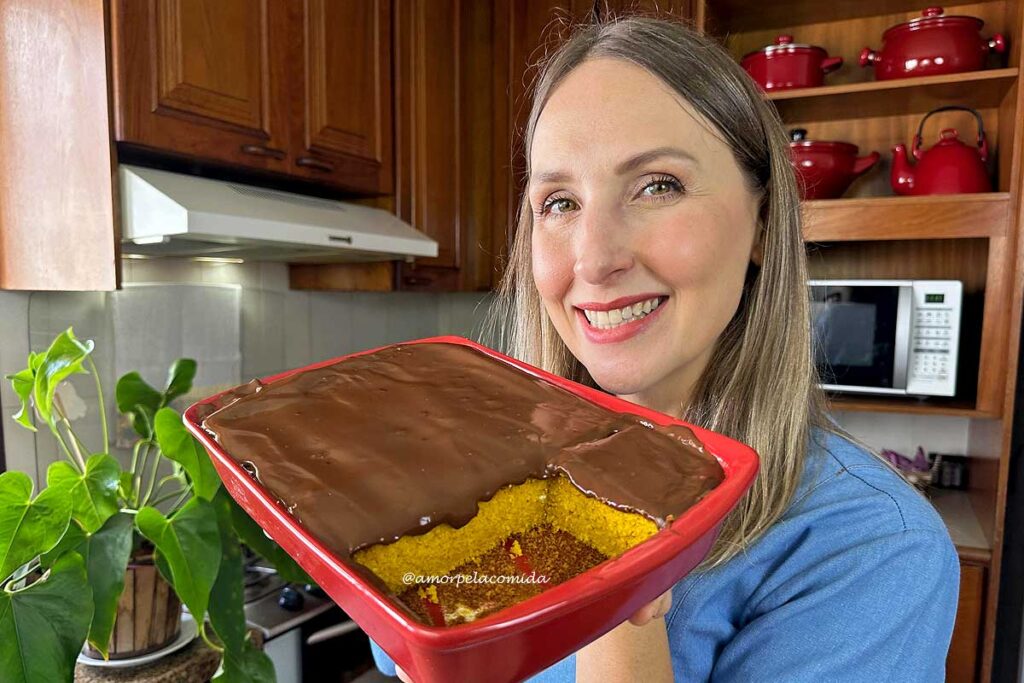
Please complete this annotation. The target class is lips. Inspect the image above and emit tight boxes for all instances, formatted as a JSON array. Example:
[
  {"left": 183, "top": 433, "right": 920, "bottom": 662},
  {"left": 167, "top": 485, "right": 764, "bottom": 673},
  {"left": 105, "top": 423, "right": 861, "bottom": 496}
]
[{"left": 573, "top": 295, "right": 668, "bottom": 344}]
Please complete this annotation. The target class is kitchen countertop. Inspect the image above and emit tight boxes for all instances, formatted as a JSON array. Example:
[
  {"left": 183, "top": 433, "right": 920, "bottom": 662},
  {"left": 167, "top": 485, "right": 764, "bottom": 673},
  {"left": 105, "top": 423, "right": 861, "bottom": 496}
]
[{"left": 74, "top": 640, "right": 220, "bottom": 683}]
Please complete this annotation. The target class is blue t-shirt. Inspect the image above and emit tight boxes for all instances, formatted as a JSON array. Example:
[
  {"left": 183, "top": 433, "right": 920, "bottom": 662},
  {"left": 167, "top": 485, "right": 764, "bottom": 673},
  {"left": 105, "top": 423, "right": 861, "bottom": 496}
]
[{"left": 370, "top": 428, "right": 960, "bottom": 681}]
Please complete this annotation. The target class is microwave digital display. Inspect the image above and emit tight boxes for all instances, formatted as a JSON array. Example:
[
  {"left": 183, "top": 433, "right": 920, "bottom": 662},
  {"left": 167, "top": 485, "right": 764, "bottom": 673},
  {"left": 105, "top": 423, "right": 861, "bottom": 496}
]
[{"left": 925, "top": 293, "right": 945, "bottom": 303}]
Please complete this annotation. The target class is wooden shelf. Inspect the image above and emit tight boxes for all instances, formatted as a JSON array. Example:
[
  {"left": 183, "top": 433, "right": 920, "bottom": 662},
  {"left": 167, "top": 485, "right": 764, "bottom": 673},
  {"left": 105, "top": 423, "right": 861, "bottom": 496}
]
[
  {"left": 710, "top": 0, "right": 1007, "bottom": 32},
  {"left": 929, "top": 489, "right": 992, "bottom": 563},
  {"left": 802, "top": 193, "right": 1011, "bottom": 242},
  {"left": 768, "top": 68, "right": 1018, "bottom": 122},
  {"left": 828, "top": 395, "right": 998, "bottom": 418}
]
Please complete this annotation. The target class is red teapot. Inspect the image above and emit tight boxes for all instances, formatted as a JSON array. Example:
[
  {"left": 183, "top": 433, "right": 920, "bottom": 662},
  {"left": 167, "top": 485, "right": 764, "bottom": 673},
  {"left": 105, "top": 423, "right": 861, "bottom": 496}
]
[{"left": 891, "top": 106, "right": 992, "bottom": 195}]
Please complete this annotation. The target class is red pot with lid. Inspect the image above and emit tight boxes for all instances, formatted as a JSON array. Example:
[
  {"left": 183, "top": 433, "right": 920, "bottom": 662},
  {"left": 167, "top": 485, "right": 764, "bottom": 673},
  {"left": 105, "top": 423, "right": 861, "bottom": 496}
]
[
  {"left": 860, "top": 6, "right": 1006, "bottom": 80},
  {"left": 789, "top": 129, "right": 880, "bottom": 200},
  {"left": 741, "top": 35, "right": 843, "bottom": 91},
  {"left": 891, "top": 105, "right": 992, "bottom": 195}
]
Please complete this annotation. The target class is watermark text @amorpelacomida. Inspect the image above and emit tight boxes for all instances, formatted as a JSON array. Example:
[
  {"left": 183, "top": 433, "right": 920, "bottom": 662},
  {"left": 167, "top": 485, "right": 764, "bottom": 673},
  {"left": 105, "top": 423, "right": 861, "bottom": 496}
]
[{"left": 401, "top": 571, "right": 550, "bottom": 586}]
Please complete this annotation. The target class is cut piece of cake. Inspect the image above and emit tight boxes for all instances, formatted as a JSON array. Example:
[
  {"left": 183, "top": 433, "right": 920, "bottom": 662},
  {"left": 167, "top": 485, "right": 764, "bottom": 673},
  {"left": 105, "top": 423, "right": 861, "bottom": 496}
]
[{"left": 200, "top": 342, "right": 723, "bottom": 626}]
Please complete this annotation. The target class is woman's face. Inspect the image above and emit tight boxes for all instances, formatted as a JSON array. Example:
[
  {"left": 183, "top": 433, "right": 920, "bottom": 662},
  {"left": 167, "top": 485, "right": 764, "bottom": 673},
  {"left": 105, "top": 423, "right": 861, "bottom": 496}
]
[{"left": 529, "top": 58, "right": 761, "bottom": 415}]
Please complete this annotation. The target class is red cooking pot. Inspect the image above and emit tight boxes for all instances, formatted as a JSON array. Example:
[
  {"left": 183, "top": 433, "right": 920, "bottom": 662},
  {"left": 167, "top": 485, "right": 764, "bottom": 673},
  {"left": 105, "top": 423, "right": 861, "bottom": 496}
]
[
  {"left": 891, "top": 105, "right": 992, "bottom": 195},
  {"left": 741, "top": 35, "right": 843, "bottom": 91},
  {"left": 789, "top": 129, "right": 880, "bottom": 200},
  {"left": 860, "top": 6, "right": 1006, "bottom": 80}
]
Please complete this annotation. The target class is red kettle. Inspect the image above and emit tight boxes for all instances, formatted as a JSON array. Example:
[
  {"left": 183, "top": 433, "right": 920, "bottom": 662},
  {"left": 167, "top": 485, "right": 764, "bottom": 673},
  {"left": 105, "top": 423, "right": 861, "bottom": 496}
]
[{"left": 891, "top": 105, "right": 992, "bottom": 195}]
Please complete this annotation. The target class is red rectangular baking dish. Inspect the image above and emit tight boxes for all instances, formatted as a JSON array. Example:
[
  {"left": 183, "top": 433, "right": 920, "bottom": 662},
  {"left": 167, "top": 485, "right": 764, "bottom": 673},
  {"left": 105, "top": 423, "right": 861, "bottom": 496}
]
[{"left": 184, "top": 336, "right": 759, "bottom": 683}]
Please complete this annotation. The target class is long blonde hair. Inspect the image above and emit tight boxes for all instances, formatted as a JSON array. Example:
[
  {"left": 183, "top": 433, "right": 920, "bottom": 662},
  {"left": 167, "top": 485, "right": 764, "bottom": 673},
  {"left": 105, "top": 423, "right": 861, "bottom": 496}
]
[{"left": 483, "top": 17, "right": 835, "bottom": 569}]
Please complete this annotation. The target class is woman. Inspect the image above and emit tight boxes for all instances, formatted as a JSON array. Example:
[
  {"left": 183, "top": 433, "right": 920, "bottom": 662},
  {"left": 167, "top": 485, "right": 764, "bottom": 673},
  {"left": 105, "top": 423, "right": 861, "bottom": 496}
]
[{"left": 373, "top": 17, "right": 959, "bottom": 681}]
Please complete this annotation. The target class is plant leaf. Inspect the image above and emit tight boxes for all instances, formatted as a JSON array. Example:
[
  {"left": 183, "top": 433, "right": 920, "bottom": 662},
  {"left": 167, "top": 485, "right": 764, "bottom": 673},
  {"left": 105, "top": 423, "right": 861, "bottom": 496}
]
[
  {"left": 115, "top": 372, "right": 162, "bottom": 439},
  {"left": 81, "top": 513, "right": 134, "bottom": 658},
  {"left": 114, "top": 371, "right": 162, "bottom": 414},
  {"left": 39, "top": 520, "right": 86, "bottom": 569},
  {"left": 228, "top": 497, "right": 311, "bottom": 585},
  {"left": 154, "top": 407, "right": 220, "bottom": 501},
  {"left": 46, "top": 454, "right": 121, "bottom": 534},
  {"left": 207, "top": 489, "right": 246, "bottom": 653},
  {"left": 214, "top": 638, "right": 276, "bottom": 683},
  {"left": 40, "top": 513, "right": 134, "bottom": 658},
  {"left": 135, "top": 498, "right": 221, "bottom": 620},
  {"left": 5, "top": 367, "right": 36, "bottom": 432},
  {"left": 0, "top": 552, "right": 93, "bottom": 683},
  {"left": 0, "top": 472, "right": 73, "bottom": 584},
  {"left": 164, "top": 359, "right": 197, "bottom": 404},
  {"left": 33, "top": 328, "right": 94, "bottom": 426}
]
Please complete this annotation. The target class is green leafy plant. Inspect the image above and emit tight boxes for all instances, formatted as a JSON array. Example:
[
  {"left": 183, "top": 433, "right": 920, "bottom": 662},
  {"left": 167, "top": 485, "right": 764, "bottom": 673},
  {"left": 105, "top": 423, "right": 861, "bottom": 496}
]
[{"left": 2, "top": 328, "right": 308, "bottom": 683}]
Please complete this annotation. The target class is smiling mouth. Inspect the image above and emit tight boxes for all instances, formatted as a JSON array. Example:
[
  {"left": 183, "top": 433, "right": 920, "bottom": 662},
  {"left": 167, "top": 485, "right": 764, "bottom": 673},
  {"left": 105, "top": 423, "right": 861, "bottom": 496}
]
[{"left": 577, "top": 296, "right": 667, "bottom": 330}]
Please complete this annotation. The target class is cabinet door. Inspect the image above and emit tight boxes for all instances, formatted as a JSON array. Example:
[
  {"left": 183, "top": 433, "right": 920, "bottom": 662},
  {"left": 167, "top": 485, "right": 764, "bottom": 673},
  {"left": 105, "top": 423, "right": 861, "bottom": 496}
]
[
  {"left": 393, "top": 0, "right": 497, "bottom": 291},
  {"left": 290, "top": 0, "right": 393, "bottom": 194},
  {"left": 500, "top": 0, "right": 597, "bottom": 251},
  {"left": 1, "top": 0, "right": 115, "bottom": 290},
  {"left": 947, "top": 562, "right": 985, "bottom": 683},
  {"left": 111, "top": 0, "right": 290, "bottom": 171},
  {"left": 596, "top": 0, "right": 694, "bottom": 20}
]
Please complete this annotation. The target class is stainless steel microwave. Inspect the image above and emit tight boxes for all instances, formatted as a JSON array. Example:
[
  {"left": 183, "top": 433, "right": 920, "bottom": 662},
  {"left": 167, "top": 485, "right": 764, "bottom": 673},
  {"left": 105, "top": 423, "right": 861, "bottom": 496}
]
[{"left": 809, "top": 279, "right": 962, "bottom": 397}]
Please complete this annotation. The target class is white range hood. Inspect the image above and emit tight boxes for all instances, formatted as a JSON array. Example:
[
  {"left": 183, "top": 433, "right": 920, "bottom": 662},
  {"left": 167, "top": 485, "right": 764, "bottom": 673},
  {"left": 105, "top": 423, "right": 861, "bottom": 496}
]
[{"left": 119, "top": 165, "right": 438, "bottom": 262}]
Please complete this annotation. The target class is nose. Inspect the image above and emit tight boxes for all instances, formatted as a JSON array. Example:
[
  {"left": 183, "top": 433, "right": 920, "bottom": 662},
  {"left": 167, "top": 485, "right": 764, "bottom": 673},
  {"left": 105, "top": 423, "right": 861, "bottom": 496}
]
[{"left": 572, "top": 207, "right": 634, "bottom": 285}]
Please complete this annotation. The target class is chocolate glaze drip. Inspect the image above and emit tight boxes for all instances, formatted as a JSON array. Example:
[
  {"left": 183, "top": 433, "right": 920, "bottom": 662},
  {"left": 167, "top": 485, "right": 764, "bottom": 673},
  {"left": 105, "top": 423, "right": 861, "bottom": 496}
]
[{"left": 201, "top": 343, "right": 723, "bottom": 557}]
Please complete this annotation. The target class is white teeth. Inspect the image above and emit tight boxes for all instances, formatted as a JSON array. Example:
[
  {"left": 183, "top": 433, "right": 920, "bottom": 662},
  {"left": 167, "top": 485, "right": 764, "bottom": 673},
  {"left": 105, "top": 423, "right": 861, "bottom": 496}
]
[{"left": 580, "top": 297, "right": 664, "bottom": 329}]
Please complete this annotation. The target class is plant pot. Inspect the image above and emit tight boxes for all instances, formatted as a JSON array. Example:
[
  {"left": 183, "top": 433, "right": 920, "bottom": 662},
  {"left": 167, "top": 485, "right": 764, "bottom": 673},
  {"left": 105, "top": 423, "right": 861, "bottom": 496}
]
[{"left": 84, "top": 554, "right": 183, "bottom": 660}]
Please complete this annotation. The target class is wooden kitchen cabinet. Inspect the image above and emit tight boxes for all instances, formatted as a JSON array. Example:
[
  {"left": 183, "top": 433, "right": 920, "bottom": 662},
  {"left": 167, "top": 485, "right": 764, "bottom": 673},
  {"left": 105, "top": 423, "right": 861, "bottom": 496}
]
[
  {"left": 111, "top": 0, "right": 392, "bottom": 194},
  {"left": 111, "top": 0, "right": 291, "bottom": 172},
  {"left": 287, "top": 0, "right": 393, "bottom": 193},
  {"left": 696, "top": 1, "right": 1024, "bottom": 679},
  {"left": 390, "top": 0, "right": 597, "bottom": 292},
  {"left": 392, "top": 0, "right": 503, "bottom": 291},
  {"left": 0, "top": 0, "right": 117, "bottom": 291},
  {"left": 948, "top": 562, "right": 986, "bottom": 682},
  {"left": 597, "top": 0, "right": 695, "bottom": 19}
]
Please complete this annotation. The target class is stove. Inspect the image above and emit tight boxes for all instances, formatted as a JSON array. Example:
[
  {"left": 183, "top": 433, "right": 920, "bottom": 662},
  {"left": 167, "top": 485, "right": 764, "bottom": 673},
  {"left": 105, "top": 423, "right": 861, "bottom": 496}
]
[{"left": 241, "top": 553, "right": 377, "bottom": 682}]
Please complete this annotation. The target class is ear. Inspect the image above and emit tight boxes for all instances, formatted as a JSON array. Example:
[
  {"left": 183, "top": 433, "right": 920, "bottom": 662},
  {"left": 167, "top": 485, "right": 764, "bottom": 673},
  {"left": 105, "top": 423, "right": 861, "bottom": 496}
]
[{"left": 749, "top": 225, "right": 764, "bottom": 266}]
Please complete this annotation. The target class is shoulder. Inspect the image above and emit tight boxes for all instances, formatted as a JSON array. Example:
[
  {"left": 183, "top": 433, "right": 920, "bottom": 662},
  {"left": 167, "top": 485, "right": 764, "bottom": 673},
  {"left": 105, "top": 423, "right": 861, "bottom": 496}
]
[
  {"left": 790, "top": 427, "right": 949, "bottom": 538},
  {"left": 723, "top": 426, "right": 959, "bottom": 625}
]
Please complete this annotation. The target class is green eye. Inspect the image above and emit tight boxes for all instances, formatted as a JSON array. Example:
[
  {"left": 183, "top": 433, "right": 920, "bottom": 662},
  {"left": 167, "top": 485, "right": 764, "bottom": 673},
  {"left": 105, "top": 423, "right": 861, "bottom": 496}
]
[
  {"left": 638, "top": 176, "right": 683, "bottom": 200},
  {"left": 543, "top": 197, "right": 578, "bottom": 215}
]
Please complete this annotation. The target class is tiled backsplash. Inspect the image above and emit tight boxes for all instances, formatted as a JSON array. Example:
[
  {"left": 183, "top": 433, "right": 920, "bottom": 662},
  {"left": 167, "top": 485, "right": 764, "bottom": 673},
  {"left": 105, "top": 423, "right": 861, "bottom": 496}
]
[
  {"left": 0, "top": 259, "right": 490, "bottom": 480},
  {"left": 0, "top": 258, "right": 972, "bottom": 481}
]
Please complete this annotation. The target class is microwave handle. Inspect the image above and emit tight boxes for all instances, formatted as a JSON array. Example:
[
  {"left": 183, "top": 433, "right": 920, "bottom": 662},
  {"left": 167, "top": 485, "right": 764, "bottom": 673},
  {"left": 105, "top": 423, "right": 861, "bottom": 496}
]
[{"left": 893, "top": 286, "right": 913, "bottom": 390}]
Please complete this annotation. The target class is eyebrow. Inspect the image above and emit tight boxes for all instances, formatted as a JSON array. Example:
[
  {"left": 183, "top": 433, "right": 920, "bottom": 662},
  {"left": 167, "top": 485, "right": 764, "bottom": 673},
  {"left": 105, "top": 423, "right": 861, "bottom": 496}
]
[{"left": 530, "top": 146, "right": 698, "bottom": 185}]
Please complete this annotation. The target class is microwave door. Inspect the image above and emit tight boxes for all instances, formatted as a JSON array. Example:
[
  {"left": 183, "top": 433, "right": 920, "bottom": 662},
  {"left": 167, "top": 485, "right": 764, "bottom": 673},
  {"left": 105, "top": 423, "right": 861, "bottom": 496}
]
[{"left": 812, "top": 284, "right": 908, "bottom": 394}]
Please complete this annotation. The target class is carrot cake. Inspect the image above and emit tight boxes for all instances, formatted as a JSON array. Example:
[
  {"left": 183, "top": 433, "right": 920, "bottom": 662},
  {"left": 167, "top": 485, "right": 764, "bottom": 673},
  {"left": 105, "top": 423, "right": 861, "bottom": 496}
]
[{"left": 200, "top": 342, "right": 723, "bottom": 625}]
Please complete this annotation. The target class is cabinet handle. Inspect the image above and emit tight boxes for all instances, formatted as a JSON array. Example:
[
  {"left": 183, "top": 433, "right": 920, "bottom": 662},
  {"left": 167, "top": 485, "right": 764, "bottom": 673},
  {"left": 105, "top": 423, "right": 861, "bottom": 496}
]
[
  {"left": 239, "top": 144, "right": 286, "bottom": 160},
  {"left": 296, "top": 156, "right": 335, "bottom": 173},
  {"left": 403, "top": 276, "right": 432, "bottom": 286}
]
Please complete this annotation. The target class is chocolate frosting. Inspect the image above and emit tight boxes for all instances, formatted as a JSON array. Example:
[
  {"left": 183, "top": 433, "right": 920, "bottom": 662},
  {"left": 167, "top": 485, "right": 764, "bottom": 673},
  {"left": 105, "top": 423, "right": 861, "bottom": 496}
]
[{"left": 201, "top": 343, "right": 723, "bottom": 557}]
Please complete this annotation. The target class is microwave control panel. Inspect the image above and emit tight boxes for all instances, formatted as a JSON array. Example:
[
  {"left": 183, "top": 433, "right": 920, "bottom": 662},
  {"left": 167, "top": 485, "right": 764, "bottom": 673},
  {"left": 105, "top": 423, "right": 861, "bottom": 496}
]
[{"left": 905, "top": 282, "right": 962, "bottom": 397}]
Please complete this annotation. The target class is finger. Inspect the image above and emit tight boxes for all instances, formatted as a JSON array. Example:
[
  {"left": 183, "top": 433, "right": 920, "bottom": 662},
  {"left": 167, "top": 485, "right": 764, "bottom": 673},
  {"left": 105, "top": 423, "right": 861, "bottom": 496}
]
[
  {"left": 396, "top": 665, "right": 412, "bottom": 683},
  {"left": 628, "top": 591, "right": 672, "bottom": 626}
]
